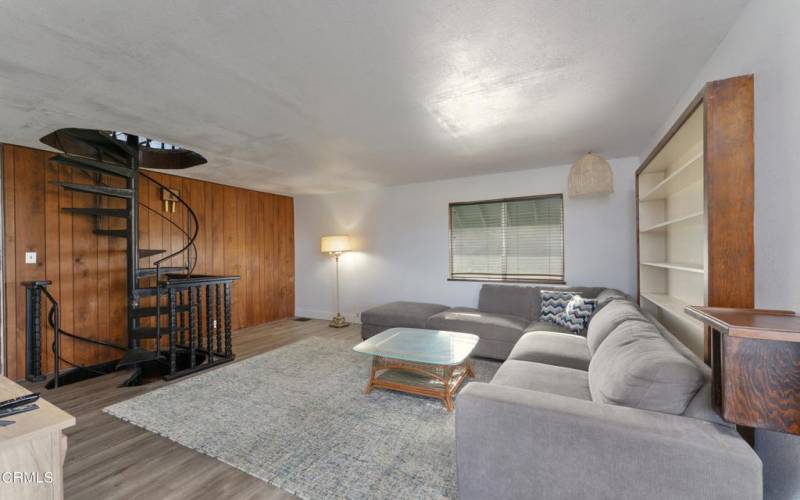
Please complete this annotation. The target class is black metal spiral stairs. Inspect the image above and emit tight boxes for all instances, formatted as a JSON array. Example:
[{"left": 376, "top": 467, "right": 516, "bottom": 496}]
[{"left": 24, "top": 129, "right": 239, "bottom": 387}]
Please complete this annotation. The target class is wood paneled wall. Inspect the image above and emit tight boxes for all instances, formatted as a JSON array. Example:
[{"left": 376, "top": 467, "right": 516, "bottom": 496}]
[{"left": 2, "top": 144, "right": 294, "bottom": 380}]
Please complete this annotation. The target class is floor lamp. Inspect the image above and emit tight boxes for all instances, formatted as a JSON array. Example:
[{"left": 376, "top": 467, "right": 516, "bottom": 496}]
[{"left": 321, "top": 235, "right": 351, "bottom": 328}]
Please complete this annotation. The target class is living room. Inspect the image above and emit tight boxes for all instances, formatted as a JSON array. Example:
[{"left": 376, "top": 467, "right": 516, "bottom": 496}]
[{"left": 0, "top": 1, "right": 798, "bottom": 499}]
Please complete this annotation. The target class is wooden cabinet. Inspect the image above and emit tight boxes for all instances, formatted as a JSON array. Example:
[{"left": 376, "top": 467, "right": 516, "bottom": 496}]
[
  {"left": 0, "top": 377, "right": 74, "bottom": 499},
  {"left": 636, "top": 74, "right": 754, "bottom": 360},
  {"left": 686, "top": 306, "right": 800, "bottom": 435}
]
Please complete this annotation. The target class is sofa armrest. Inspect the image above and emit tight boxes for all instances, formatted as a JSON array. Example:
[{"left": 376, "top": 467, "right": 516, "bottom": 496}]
[{"left": 456, "top": 382, "right": 762, "bottom": 500}]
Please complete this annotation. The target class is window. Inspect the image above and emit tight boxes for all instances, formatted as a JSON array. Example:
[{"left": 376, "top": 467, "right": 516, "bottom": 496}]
[{"left": 448, "top": 194, "right": 564, "bottom": 283}]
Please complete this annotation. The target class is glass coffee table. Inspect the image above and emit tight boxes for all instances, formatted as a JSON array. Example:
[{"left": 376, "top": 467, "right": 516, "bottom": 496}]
[{"left": 353, "top": 327, "right": 479, "bottom": 411}]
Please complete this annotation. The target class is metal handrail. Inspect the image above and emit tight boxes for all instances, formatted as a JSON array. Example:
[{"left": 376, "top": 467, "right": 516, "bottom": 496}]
[{"left": 138, "top": 171, "right": 201, "bottom": 353}]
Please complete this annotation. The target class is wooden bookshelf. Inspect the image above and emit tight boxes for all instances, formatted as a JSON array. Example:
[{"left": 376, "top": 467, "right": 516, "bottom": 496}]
[{"left": 636, "top": 74, "right": 754, "bottom": 360}]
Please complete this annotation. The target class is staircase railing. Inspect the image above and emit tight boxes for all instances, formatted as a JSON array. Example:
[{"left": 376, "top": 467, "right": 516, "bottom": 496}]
[
  {"left": 23, "top": 281, "right": 126, "bottom": 388},
  {"left": 163, "top": 274, "right": 240, "bottom": 379}
]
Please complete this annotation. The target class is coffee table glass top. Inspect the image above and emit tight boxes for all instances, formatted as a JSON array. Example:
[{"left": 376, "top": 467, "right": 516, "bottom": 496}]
[{"left": 353, "top": 328, "right": 479, "bottom": 366}]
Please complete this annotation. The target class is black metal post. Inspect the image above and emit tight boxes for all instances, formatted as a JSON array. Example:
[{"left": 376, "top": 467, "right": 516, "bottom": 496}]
[
  {"left": 24, "top": 283, "right": 46, "bottom": 382},
  {"left": 195, "top": 286, "right": 203, "bottom": 352},
  {"left": 126, "top": 134, "right": 140, "bottom": 349},
  {"left": 168, "top": 288, "right": 177, "bottom": 375},
  {"left": 205, "top": 285, "right": 214, "bottom": 363},
  {"left": 224, "top": 283, "right": 232, "bottom": 358},
  {"left": 215, "top": 284, "right": 222, "bottom": 354},
  {"left": 178, "top": 290, "right": 186, "bottom": 345},
  {"left": 189, "top": 286, "right": 197, "bottom": 368}
]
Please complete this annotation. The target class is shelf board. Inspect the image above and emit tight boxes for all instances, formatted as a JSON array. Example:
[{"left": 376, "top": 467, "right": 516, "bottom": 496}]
[
  {"left": 641, "top": 261, "right": 704, "bottom": 274},
  {"left": 640, "top": 150, "right": 703, "bottom": 201},
  {"left": 640, "top": 293, "right": 704, "bottom": 328},
  {"left": 640, "top": 211, "right": 704, "bottom": 233}
]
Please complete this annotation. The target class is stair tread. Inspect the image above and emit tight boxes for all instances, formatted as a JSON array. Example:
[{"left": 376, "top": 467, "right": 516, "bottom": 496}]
[
  {"left": 136, "top": 266, "right": 187, "bottom": 277},
  {"left": 116, "top": 348, "right": 164, "bottom": 368},
  {"left": 131, "top": 304, "right": 191, "bottom": 317},
  {"left": 51, "top": 182, "right": 133, "bottom": 199},
  {"left": 51, "top": 154, "right": 134, "bottom": 178},
  {"left": 138, "top": 248, "right": 167, "bottom": 258},
  {"left": 63, "top": 207, "right": 129, "bottom": 218},
  {"left": 130, "top": 326, "right": 188, "bottom": 339},
  {"left": 94, "top": 229, "right": 128, "bottom": 237}
]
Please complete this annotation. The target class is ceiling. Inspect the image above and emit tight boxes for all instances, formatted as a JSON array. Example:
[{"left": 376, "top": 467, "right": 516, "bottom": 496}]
[{"left": 0, "top": 1, "right": 748, "bottom": 194}]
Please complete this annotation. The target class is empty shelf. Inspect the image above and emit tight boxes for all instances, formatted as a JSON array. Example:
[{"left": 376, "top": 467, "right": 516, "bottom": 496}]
[
  {"left": 640, "top": 151, "right": 703, "bottom": 201},
  {"left": 640, "top": 293, "right": 704, "bottom": 328},
  {"left": 641, "top": 261, "right": 704, "bottom": 274},
  {"left": 640, "top": 211, "right": 704, "bottom": 232}
]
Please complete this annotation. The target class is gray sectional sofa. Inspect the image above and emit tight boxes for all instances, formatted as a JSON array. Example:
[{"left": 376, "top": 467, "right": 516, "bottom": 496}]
[{"left": 361, "top": 285, "right": 763, "bottom": 500}]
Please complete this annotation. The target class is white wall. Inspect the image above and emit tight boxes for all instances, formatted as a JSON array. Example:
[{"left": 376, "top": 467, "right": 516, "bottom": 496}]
[
  {"left": 295, "top": 157, "right": 638, "bottom": 322},
  {"left": 643, "top": 1, "right": 800, "bottom": 497}
]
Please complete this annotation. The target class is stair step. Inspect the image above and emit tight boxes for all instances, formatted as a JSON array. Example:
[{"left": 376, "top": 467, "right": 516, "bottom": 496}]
[
  {"left": 116, "top": 348, "right": 164, "bottom": 369},
  {"left": 139, "top": 248, "right": 167, "bottom": 258},
  {"left": 94, "top": 229, "right": 128, "bottom": 238},
  {"left": 51, "top": 154, "right": 134, "bottom": 178},
  {"left": 133, "top": 287, "right": 166, "bottom": 297},
  {"left": 136, "top": 267, "right": 187, "bottom": 278},
  {"left": 130, "top": 326, "right": 187, "bottom": 339},
  {"left": 51, "top": 182, "right": 133, "bottom": 199},
  {"left": 131, "top": 304, "right": 191, "bottom": 318},
  {"left": 63, "top": 207, "right": 129, "bottom": 218}
]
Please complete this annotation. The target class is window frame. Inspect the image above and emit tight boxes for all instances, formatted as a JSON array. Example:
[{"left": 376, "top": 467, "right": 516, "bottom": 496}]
[{"left": 447, "top": 193, "right": 566, "bottom": 284}]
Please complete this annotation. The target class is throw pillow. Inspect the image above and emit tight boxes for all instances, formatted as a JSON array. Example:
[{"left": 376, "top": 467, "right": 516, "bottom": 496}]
[
  {"left": 555, "top": 295, "right": 597, "bottom": 334},
  {"left": 539, "top": 290, "right": 575, "bottom": 323}
]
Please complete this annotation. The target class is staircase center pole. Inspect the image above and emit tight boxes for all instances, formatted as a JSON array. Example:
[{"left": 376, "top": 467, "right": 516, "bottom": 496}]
[{"left": 126, "top": 135, "right": 140, "bottom": 348}]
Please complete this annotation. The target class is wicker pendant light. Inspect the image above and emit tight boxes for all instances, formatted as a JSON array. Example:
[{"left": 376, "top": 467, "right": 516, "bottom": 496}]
[{"left": 568, "top": 153, "right": 614, "bottom": 197}]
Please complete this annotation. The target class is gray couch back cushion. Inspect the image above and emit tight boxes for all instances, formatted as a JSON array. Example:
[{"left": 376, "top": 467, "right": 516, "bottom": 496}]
[
  {"left": 594, "top": 288, "right": 629, "bottom": 308},
  {"left": 479, "top": 285, "right": 540, "bottom": 320},
  {"left": 586, "top": 300, "right": 648, "bottom": 354},
  {"left": 588, "top": 320, "right": 704, "bottom": 415}
]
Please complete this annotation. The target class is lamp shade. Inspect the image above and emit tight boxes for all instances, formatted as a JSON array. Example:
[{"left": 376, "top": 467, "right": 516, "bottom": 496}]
[
  {"left": 568, "top": 153, "right": 614, "bottom": 197},
  {"left": 320, "top": 235, "right": 351, "bottom": 254}
]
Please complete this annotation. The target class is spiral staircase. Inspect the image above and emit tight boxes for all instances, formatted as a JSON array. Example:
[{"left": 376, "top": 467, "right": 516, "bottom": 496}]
[{"left": 23, "top": 128, "right": 239, "bottom": 387}]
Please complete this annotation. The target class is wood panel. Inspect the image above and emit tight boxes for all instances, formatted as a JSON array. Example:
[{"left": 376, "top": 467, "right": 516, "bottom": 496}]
[{"left": 2, "top": 144, "right": 295, "bottom": 381}]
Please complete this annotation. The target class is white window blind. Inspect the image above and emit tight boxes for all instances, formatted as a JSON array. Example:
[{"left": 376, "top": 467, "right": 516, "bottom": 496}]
[{"left": 449, "top": 195, "right": 564, "bottom": 282}]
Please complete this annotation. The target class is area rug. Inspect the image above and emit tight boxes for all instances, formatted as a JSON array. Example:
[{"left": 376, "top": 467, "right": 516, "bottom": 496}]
[{"left": 104, "top": 336, "right": 500, "bottom": 500}]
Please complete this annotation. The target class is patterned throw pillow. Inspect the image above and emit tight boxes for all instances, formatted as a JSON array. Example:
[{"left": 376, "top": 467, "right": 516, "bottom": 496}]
[
  {"left": 555, "top": 295, "right": 598, "bottom": 334},
  {"left": 539, "top": 290, "right": 576, "bottom": 323}
]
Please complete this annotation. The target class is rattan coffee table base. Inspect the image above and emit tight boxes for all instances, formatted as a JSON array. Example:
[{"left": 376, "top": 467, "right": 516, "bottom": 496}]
[{"left": 363, "top": 356, "right": 474, "bottom": 411}]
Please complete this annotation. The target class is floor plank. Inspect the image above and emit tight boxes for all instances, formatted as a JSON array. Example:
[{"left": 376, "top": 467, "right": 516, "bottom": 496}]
[{"left": 22, "top": 318, "right": 360, "bottom": 500}]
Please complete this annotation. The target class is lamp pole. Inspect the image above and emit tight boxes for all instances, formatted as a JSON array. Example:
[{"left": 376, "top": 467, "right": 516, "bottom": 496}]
[{"left": 330, "top": 251, "right": 349, "bottom": 328}]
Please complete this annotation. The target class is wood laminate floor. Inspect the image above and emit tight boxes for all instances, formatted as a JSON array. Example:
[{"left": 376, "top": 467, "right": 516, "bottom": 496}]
[{"left": 23, "top": 318, "right": 361, "bottom": 500}]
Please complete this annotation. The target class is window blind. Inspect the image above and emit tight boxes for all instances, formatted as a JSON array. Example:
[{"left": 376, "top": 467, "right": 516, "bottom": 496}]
[{"left": 449, "top": 195, "right": 564, "bottom": 282}]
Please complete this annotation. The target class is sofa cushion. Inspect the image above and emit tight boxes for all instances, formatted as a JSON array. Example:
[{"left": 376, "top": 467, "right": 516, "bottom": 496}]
[
  {"left": 586, "top": 299, "right": 648, "bottom": 354},
  {"left": 426, "top": 307, "right": 528, "bottom": 344},
  {"left": 508, "top": 331, "right": 592, "bottom": 370},
  {"left": 360, "top": 301, "right": 449, "bottom": 328},
  {"left": 595, "top": 288, "right": 629, "bottom": 308},
  {"left": 523, "top": 320, "right": 572, "bottom": 335},
  {"left": 491, "top": 360, "right": 591, "bottom": 401},
  {"left": 588, "top": 320, "right": 704, "bottom": 415},
  {"left": 478, "top": 285, "right": 540, "bottom": 320}
]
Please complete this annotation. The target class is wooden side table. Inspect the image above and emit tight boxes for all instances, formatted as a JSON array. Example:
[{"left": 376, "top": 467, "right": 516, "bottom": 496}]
[
  {"left": 0, "top": 376, "right": 75, "bottom": 499},
  {"left": 685, "top": 306, "right": 800, "bottom": 435}
]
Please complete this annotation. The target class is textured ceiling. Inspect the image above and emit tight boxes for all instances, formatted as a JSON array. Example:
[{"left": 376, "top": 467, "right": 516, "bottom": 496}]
[{"left": 0, "top": 1, "right": 747, "bottom": 194}]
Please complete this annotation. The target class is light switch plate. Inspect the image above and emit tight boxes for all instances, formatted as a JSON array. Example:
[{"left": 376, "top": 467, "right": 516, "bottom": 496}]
[{"left": 25, "top": 251, "right": 37, "bottom": 264}]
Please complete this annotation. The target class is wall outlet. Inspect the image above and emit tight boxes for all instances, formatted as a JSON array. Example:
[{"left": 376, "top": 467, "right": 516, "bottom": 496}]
[
  {"left": 213, "top": 319, "right": 218, "bottom": 329},
  {"left": 25, "top": 251, "right": 37, "bottom": 264}
]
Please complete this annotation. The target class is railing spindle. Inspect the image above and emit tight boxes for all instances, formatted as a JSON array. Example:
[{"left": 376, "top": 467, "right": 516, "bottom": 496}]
[
  {"left": 205, "top": 285, "right": 214, "bottom": 362},
  {"left": 215, "top": 284, "right": 223, "bottom": 354},
  {"left": 189, "top": 286, "right": 197, "bottom": 368},
  {"left": 224, "top": 282, "right": 232, "bottom": 358},
  {"left": 168, "top": 288, "right": 177, "bottom": 375}
]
